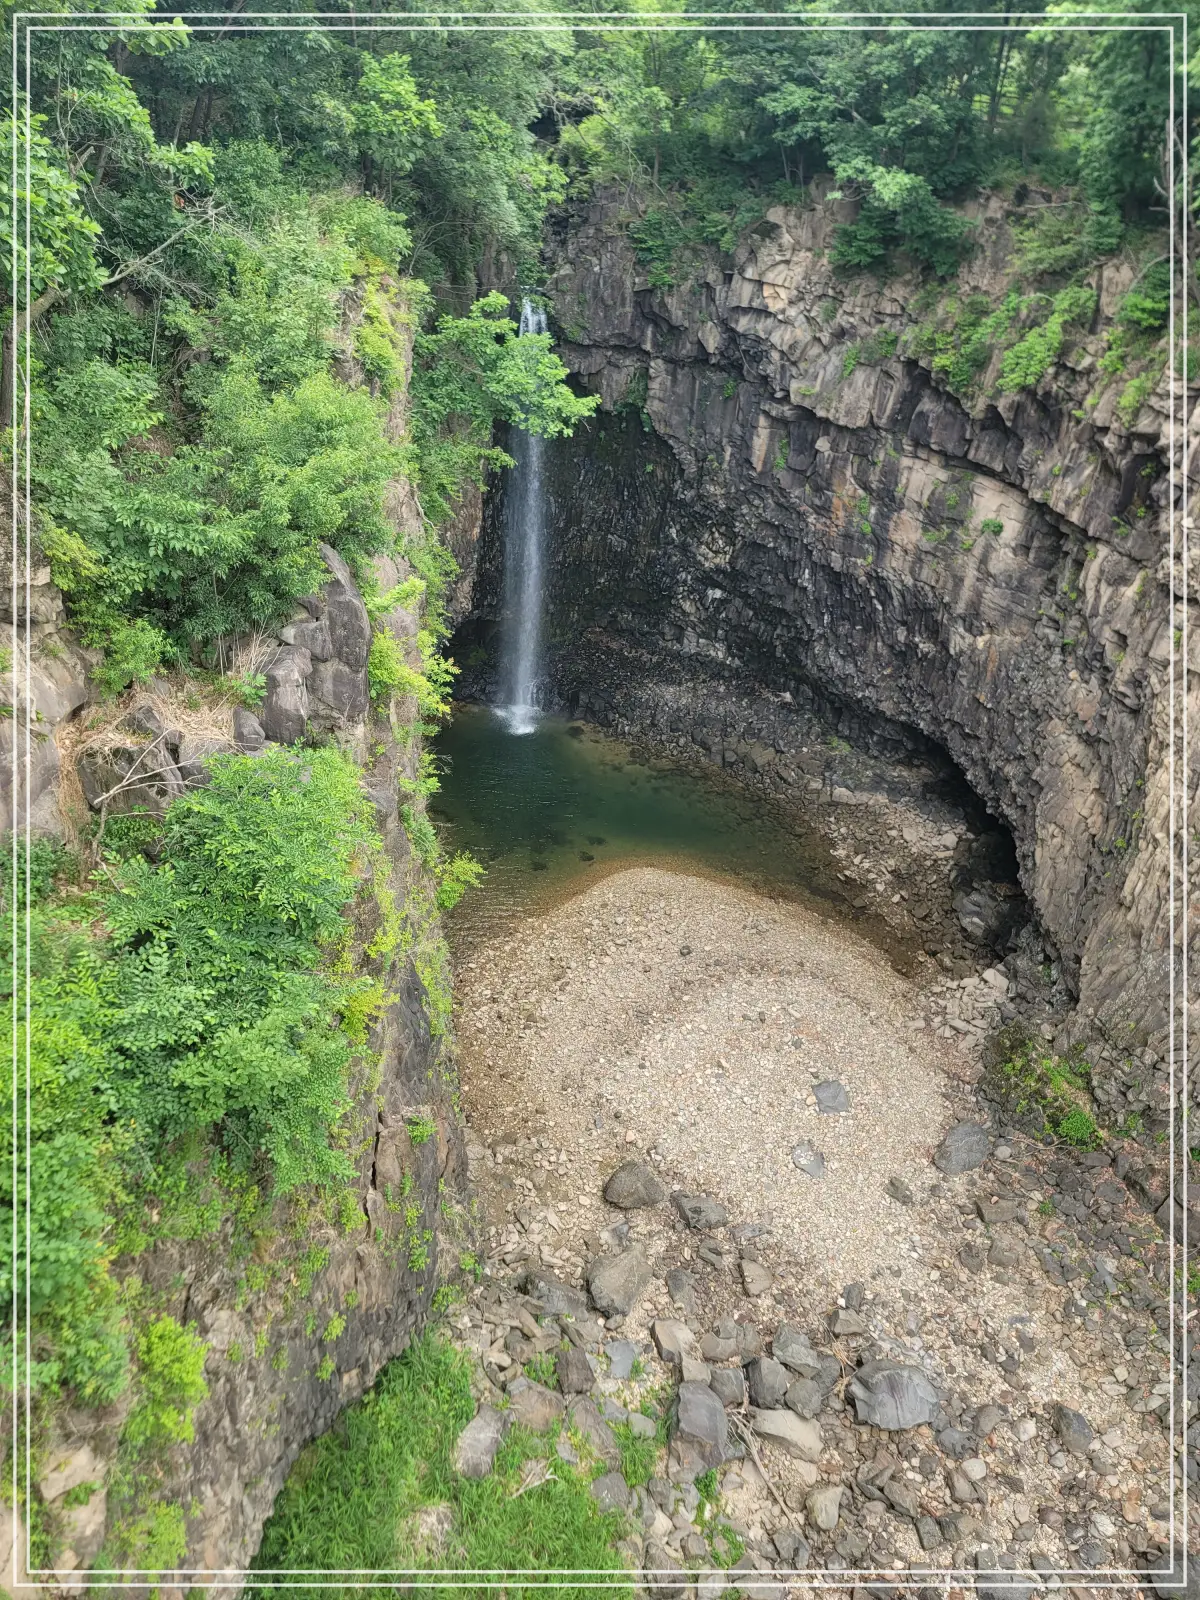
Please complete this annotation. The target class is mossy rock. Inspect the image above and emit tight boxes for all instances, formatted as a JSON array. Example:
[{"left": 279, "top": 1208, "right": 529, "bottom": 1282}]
[{"left": 981, "top": 1027, "right": 1101, "bottom": 1149}]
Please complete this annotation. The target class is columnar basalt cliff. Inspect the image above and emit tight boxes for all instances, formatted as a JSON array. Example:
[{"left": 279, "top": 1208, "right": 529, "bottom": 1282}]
[{"left": 476, "top": 189, "right": 1197, "bottom": 1104}]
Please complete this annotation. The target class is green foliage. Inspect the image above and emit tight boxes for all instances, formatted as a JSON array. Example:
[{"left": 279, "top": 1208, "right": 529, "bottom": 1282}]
[
  {"left": 250, "top": 1334, "right": 632, "bottom": 1599},
  {"left": 102, "top": 747, "right": 383, "bottom": 1192},
  {"left": 405, "top": 1115, "right": 436, "bottom": 1146},
  {"left": 409, "top": 292, "right": 599, "bottom": 526},
  {"left": 1119, "top": 262, "right": 1173, "bottom": 334},
  {"left": 524, "top": 1352, "right": 558, "bottom": 1388},
  {"left": 998, "top": 287, "right": 1098, "bottom": 393},
  {"left": 988, "top": 1036, "right": 1102, "bottom": 1149},
  {"left": 123, "top": 1315, "right": 209, "bottom": 1451},
  {"left": 980, "top": 518, "right": 1005, "bottom": 537}
]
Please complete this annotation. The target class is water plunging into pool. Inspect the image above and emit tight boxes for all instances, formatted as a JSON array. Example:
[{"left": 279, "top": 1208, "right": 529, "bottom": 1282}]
[{"left": 497, "top": 298, "right": 547, "bottom": 735}]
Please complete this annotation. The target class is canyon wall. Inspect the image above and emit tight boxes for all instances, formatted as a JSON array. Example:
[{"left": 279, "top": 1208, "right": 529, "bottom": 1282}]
[
  {"left": 12, "top": 285, "right": 468, "bottom": 1589},
  {"left": 478, "top": 188, "right": 1197, "bottom": 1108}
]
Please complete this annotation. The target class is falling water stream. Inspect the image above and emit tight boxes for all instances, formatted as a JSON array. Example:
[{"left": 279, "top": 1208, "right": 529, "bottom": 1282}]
[{"left": 497, "top": 299, "right": 548, "bottom": 735}]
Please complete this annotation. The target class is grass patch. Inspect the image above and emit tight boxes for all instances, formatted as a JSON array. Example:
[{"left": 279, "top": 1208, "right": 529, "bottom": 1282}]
[{"left": 249, "top": 1334, "right": 633, "bottom": 1599}]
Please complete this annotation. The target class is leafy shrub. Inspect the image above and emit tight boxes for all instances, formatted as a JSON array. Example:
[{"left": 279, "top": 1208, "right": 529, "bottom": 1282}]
[
  {"left": 980, "top": 518, "right": 1004, "bottom": 537},
  {"left": 1119, "top": 260, "right": 1171, "bottom": 333},
  {"left": 998, "top": 286, "right": 1098, "bottom": 393},
  {"left": 102, "top": 747, "right": 384, "bottom": 1192},
  {"left": 93, "top": 619, "right": 169, "bottom": 697},
  {"left": 123, "top": 1315, "right": 209, "bottom": 1450}
]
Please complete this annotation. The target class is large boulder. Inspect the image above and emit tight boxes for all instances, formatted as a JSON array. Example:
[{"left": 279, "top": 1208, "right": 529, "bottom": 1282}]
[
  {"left": 261, "top": 646, "right": 312, "bottom": 745},
  {"left": 587, "top": 1244, "right": 652, "bottom": 1317},
  {"left": 671, "top": 1381, "right": 728, "bottom": 1473},
  {"left": 604, "top": 1159, "right": 666, "bottom": 1209},
  {"left": 848, "top": 1360, "right": 940, "bottom": 1429}
]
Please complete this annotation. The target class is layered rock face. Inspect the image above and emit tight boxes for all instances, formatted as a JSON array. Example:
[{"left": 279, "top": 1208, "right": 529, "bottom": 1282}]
[{"left": 490, "top": 190, "right": 1195, "bottom": 1093}]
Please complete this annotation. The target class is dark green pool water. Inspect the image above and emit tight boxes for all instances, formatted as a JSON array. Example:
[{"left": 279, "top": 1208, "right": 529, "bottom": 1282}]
[{"left": 430, "top": 703, "right": 901, "bottom": 953}]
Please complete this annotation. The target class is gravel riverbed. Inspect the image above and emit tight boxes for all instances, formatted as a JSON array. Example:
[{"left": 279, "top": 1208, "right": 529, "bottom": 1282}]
[{"left": 449, "top": 865, "right": 1184, "bottom": 1595}]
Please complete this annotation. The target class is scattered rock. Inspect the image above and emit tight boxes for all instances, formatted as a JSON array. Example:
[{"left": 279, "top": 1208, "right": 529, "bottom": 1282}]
[
  {"left": 644, "top": 1543, "right": 690, "bottom": 1599},
  {"left": 746, "top": 1356, "right": 790, "bottom": 1408},
  {"left": 790, "top": 1140, "right": 826, "bottom": 1178},
  {"left": 1053, "top": 1402, "right": 1094, "bottom": 1455},
  {"left": 672, "top": 1191, "right": 729, "bottom": 1230},
  {"left": 814, "top": 1080, "right": 850, "bottom": 1114},
  {"left": 605, "top": 1339, "right": 637, "bottom": 1380},
  {"left": 588, "top": 1245, "right": 652, "bottom": 1317},
  {"left": 933, "top": 1122, "right": 990, "bottom": 1175},
  {"left": 740, "top": 1259, "right": 774, "bottom": 1297},
  {"left": 886, "top": 1175, "right": 915, "bottom": 1205},
  {"left": 772, "top": 1325, "right": 818, "bottom": 1375},
  {"left": 784, "top": 1377, "right": 822, "bottom": 1419},
  {"left": 556, "top": 1346, "right": 595, "bottom": 1394},
  {"left": 747, "top": 1408, "right": 821, "bottom": 1461},
  {"left": 520, "top": 1270, "right": 591, "bottom": 1320},
  {"left": 807, "top": 1483, "right": 844, "bottom": 1530},
  {"left": 590, "top": 1471, "right": 631, "bottom": 1513},
  {"left": 828, "top": 1307, "right": 867, "bottom": 1337},
  {"left": 709, "top": 1368, "right": 746, "bottom": 1407},
  {"left": 680, "top": 1355, "right": 711, "bottom": 1385},
  {"left": 604, "top": 1159, "right": 666, "bottom": 1209},
  {"left": 664, "top": 1267, "right": 698, "bottom": 1316},
  {"left": 652, "top": 1319, "right": 695, "bottom": 1366},
  {"left": 672, "top": 1381, "right": 729, "bottom": 1472},
  {"left": 848, "top": 1361, "right": 940, "bottom": 1429},
  {"left": 568, "top": 1398, "right": 621, "bottom": 1465},
  {"left": 506, "top": 1380, "right": 565, "bottom": 1432},
  {"left": 233, "top": 707, "right": 266, "bottom": 752},
  {"left": 453, "top": 1406, "right": 509, "bottom": 1479}
]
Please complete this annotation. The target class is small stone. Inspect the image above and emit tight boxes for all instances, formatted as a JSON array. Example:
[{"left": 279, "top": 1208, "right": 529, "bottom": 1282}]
[
  {"left": 741, "top": 1259, "right": 774, "bottom": 1297},
  {"left": 672, "top": 1381, "right": 729, "bottom": 1472},
  {"left": 664, "top": 1267, "right": 698, "bottom": 1316},
  {"left": 974, "top": 1404, "right": 1004, "bottom": 1437},
  {"left": 933, "top": 1122, "right": 990, "bottom": 1175},
  {"left": 520, "top": 1269, "right": 591, "bottom": 1320},
  {"left": 709, "top": 1368, "right": 745, "bottom": 1407},
  {"left": 976, "top": 1196, "right": 1021, "bottom": 1224},
  {"left": 681, "top": 1356, "right": 712, "bottom": 1385},
  {"left": 506, "top": 1379, "right": 565, "bottom": 1432},
  {"left": 454, "top": 1407, "right": 509, "bottom": 1478},
  {"left": 590, "top": 1471, "right": 631, "bottom": 1513},
  {"left": 569, "top": 1397, "right": 621, "bottom": 1465},
  {"left": 772, "top": 1529, "right": 810, "bottom": 1568},
  {"left": 814, "top": 1080, "right": 850, "bottom": 1114},
  {"left": 652, "top": 1319, "right": 695, "bottom": 1365},
  {"left": 784, "top": 1377, "right": 822, "bottom": 1419},
  {"left": 644, "top": 1543, "right": 690, "bottom": 1600},
  {"left": 773, "top": 1325, "right": 818, "bottom": 1375},
  {"left": 626, "top": 1411, "right": 657, "bottom": 1439},
  {"left": 791, "top": 1140, "right": 826, "bottom": 1178},
  {"left": 672, "top": 1191, "right": 729, "bottom": 1230},
  {"left": 886, "top": 1175, "right": 915, "bottom": 1206},
  {"left": 557, "top": 1345, "right": 595, "bottom": 1394},
  {"left": 605, "top": 1339, "right": 637, "bottom": 1380},
  {"left": 746, "top": 1356, "right": 790, "bottom": 1408},
  {"left": 588, "top": 1245, "right": 652, "bottom": 1317},
  {"left": 916, "top": 1515, "right": 942, "bottom": 1551},
  {"left": 961, "top": 1457, "right": 987, "bottom": 1482},
  {"left": 605, "top": 1160, "right": 666, "bottom": 1209},
  {"left": 828, "top": 1307, "right": 867, "bottom": 1337},
  {"left": 700, "top": 1328, "right": 739, "bottom": 1362},
  {"left": 807, "top": 1484, "right": 844, "bottom": 1531},
  {"left": 1053, "top": 1403, "right": 1094, "bottom": 1455},
  {"left": 748, "top": 1407, "right": 821, "bottom": 1461}
]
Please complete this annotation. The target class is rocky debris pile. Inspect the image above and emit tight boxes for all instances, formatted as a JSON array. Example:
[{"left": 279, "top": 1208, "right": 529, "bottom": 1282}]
[
  {"left": 924, "top": 970, "right": 1011, "bottom": 1050},
  {"left": 441, "top": 1149, "right": 1180, "bottom": 1597}
]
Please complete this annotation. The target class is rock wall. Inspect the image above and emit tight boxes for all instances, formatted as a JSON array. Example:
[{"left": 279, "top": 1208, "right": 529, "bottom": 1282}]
[
  {"left": 472, "top": 188, "right": 1197, "bottom": 1104},
  {"left": 17, "top": 282, "right": 470, "bottom": 1588}
]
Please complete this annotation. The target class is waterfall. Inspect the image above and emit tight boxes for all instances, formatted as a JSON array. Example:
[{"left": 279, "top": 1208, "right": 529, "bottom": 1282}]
[{"left": 498, "top": 298, "right": 548, "bottom": 736}]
